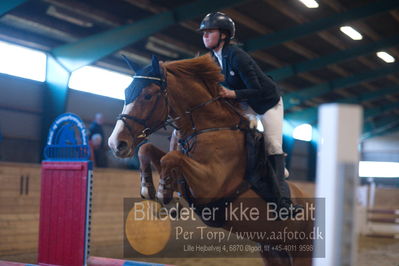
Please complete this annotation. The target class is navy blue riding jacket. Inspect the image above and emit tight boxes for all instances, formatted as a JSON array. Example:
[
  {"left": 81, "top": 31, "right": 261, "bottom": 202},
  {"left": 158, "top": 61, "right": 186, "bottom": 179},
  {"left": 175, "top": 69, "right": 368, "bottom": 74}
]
[{"left": 213, "top": 44, "right": 281, "bottom": 114}]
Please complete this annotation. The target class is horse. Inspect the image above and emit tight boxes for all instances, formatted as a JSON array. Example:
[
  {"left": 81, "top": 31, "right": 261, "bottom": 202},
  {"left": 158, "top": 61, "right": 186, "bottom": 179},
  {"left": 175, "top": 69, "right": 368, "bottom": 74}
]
[{"left": 108, "top": 54, "right": 314, "bottom": 266}]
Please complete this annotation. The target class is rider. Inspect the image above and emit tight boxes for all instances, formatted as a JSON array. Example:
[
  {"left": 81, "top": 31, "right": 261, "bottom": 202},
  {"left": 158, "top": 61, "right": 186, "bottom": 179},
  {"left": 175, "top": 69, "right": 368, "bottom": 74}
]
[{"left": 198, "top": 12, "right": 300, "bottom": 214}]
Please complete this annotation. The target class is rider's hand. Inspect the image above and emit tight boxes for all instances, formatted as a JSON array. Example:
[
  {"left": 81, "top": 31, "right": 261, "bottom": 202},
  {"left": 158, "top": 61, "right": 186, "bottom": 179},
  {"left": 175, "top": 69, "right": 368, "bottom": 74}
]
[{"left": 219, "top": 86, "right": 236, "bottom": 99}]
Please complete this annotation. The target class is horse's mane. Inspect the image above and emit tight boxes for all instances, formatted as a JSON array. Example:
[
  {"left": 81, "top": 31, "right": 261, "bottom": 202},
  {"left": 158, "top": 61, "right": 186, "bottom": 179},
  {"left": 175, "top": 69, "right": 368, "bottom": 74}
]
[{"left": 164, "top": 53, "right": 224, "bottom": 96}]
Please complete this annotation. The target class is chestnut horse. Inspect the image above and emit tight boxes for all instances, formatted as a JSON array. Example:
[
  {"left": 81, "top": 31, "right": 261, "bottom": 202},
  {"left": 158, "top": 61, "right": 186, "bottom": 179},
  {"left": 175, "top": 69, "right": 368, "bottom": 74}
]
[{"left": 108, "top": 54, "right": 314, "bottom": 265}]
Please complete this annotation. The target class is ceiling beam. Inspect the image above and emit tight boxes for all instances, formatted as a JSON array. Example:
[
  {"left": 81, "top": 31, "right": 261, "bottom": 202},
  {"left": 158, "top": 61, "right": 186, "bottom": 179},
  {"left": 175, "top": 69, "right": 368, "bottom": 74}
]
[
  {"left": 1, "top": 14, "right": 79, "bottom": 43},
  {"left": 50, "top": 0, "right": 247, "bottom": 72},
  {"left": 40, "top": 54, "right": 71, "bottom": 160},
  {"left": 0, "top": 0, "right": 27, "bottom": 16},
  {"left": 44, "top": 0, "right": 197, "bottom": 63},
  {"left": 286, "top": 102, "right": 399, "bottom": 139},
  {"left": 364, "top": 102, "right": 399, "bottom": 119},
  {"left": 123, "top": 1, "right": 294, "bottom": 74},
  {"left": 284, "top": 63, "right": 399, "bottom": 110},
  {"left": 43, "top": 0, "right": 122, "bottom": 27},
  {"left": 244, "top": 0, "right": 399, "bottom": 52},
  {"left": 224, "top": 9, "right": 325, "bottom": 86},
  {"left": 364, "top": 116, "right": 399, "bottom": 134},
  {"left": 264, "top": 0, "right": 380, "bottom": 92},
  {"left": 42, "top": 0, "right": 247, "bottom": 150},
  {"left": 322, "top": 0, "right": 399, "bottom": 85},
  {"left": 285, "top": 84, "right": 399, "bottom": 123},
  {"left": 362, "top": 119, "right": 399, "bottom": 140},
  {"left": 267, "top": 35, "right": 399, "bottom": 81}
]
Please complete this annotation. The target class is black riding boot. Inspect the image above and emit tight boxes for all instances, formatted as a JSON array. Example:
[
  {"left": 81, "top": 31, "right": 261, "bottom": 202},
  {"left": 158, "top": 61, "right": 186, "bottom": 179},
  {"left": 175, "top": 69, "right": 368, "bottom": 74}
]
[{"left": 268, "top": 154, "right": 303, "bottom": 219}]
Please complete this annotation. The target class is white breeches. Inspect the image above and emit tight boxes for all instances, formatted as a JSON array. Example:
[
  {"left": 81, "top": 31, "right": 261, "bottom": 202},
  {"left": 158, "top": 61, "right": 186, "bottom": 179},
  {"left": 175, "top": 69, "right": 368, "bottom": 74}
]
[{"left": 241, "top": 97, "right": 284, "bottom": 155}]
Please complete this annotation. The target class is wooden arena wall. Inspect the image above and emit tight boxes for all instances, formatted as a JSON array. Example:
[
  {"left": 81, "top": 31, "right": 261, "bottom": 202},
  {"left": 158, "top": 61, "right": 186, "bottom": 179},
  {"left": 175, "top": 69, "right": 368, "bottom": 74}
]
[{"left": 0, "top": 162, "right": 398, "bottom": 258}]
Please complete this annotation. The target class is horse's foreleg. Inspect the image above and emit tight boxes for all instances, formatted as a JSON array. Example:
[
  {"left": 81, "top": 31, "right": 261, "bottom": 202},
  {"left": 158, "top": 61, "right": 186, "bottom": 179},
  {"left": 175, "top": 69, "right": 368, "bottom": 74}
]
[
  {"left": 156, "top": 150, "right": 218, "bottom": 204},
  {"left": 138, "top": 143, "right": 166, "bottom": 199},
  {"left": 156, "top": 150, "right": 182, "bottom": 204}
]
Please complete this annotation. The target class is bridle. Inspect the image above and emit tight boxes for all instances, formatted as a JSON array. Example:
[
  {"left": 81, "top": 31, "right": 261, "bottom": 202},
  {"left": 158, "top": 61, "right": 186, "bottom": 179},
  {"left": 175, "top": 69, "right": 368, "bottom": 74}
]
[
  {"left": 117, "top": 74, "right": 169, "bottom": 140},
  {"left": 117, "top": 69, "right": 248, "bottom": 153}
]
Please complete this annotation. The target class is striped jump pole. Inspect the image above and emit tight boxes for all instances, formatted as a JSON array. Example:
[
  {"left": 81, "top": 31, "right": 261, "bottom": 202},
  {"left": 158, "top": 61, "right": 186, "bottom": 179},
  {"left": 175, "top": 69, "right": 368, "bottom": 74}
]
[
  {"left": 365, "top": 233, "right": 399, "bottom": 239},
  {"left": 0, "top": 262, "right": 38, "bottom": 266},
  {"left": 368, "top": 209, "right": 399, "bottom": 215},
  {"left": 0, "top": 257, "right": 171, "bottom": 266},
  {"left": 366, "top": 208, "right": 399, "bottom": 238},
  {"left": 368, "top": 217, "right": 399, "bottom": 224},
  {"left": 87, "top": 257, "right": 172, "bottom": 266}
]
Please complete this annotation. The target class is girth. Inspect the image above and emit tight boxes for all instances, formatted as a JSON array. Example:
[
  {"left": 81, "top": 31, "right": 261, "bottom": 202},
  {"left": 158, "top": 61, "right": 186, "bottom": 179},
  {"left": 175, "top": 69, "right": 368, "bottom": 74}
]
[{"left": 181, "top": 178, "right": 252, "bottom": 228}]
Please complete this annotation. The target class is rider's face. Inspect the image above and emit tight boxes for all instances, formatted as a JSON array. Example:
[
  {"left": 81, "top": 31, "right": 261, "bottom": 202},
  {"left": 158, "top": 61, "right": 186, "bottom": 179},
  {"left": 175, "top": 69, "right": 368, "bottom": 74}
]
[{"left": 202, "top": 29, "right": 223, "bottom": 50}]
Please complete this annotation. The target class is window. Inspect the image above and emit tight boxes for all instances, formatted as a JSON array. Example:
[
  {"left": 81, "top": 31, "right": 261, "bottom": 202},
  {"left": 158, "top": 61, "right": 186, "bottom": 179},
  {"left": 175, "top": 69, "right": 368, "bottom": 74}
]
[
  {"left": 68, "top": 66, "right": 133, "bottom": 100},
  {"left": 0, "top": 40, "right": 46, "bottom": 82},
  {"left": 293, "top": 123, "right": 313, "bottom": 141},
  {"left": 359, "top": 161, "right": 399, "bottom": 178}
]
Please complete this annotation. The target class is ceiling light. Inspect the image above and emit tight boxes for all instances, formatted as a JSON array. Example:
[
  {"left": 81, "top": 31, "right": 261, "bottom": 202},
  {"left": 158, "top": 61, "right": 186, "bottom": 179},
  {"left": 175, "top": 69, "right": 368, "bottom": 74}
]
[
  {"left": 298, "top": 0, "right": 319, "bottom": 8},
  {"left": 376, "top": 51, "right": 395, "bottom": 63},
  {"left": 340, "top": 26, "right": 363, "bottom": 40}
]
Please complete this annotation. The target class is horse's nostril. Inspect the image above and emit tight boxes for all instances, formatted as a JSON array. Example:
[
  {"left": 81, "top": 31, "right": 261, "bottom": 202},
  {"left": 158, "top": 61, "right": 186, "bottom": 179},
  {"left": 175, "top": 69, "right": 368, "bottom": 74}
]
[{"left": 117, "top": 141, "right": 128, "bottom": 151}]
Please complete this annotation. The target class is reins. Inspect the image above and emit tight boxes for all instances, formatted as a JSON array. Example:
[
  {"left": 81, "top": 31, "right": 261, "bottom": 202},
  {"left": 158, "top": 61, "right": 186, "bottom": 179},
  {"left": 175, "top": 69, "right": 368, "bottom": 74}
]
[
  {"left": 176, "top": 79, "right": 248, "bottom": 155},
  {"left": 117, "top": 66, "right": 249, "bottom": 153}
]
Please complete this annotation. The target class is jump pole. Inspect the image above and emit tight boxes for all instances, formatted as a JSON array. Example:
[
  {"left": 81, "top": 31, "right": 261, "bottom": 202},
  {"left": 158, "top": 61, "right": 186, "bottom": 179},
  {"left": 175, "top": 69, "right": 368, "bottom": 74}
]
[{"left": 313, "top": 104, "right": 362, "bottom": 266}]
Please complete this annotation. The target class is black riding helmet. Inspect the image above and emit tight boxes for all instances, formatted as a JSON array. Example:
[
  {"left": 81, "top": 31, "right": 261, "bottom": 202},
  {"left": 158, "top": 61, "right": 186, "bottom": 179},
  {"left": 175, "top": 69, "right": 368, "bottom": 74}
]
[{"left": 198, "top": 12, "right": 235, "bottom": 39}]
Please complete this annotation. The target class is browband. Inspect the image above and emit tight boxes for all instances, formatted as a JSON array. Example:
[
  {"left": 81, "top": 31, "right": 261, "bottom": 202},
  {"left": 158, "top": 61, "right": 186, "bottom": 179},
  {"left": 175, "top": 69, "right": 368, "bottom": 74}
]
[{"left": 133, "top": 75, "right": 163, "bottom": 81}]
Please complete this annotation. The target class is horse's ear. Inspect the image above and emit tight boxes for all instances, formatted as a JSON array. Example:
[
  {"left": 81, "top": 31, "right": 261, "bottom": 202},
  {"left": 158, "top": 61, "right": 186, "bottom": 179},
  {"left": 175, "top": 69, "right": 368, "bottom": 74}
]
[
  {"left": 151, "top": 55, "right": 160, "bottom": 76},
  {"left": 121, "top": 54, "right": 141, "bottom": 73}
]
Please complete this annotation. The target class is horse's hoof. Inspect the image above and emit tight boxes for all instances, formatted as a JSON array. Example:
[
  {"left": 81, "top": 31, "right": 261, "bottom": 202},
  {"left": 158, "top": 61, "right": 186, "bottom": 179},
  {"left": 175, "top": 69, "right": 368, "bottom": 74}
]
[
  {"left": 141, "top": 186, "right": 156, "bottom": 200},
  {"left": 156, "top": 176, "right": 175, "bottom": 204},
  {"left": 156, "top": 190, "right": 173, "bottom": 205}
]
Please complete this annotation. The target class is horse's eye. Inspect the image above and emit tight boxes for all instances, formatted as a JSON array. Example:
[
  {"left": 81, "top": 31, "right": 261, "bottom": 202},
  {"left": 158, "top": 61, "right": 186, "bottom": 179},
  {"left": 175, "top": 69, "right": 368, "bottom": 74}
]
[{"left": 144, "top": 94, "right": 152, "bottom": 100}]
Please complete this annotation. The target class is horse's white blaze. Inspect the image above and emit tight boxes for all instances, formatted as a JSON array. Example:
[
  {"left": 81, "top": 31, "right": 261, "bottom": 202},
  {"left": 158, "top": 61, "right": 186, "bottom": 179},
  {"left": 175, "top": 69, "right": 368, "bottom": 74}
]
[
  {"left": 108, "top": 120, "right": 124, "bottom": 151},
  {"left": 108, "top": 103, "right": 134, "bottom": 153}
]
